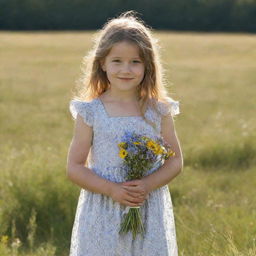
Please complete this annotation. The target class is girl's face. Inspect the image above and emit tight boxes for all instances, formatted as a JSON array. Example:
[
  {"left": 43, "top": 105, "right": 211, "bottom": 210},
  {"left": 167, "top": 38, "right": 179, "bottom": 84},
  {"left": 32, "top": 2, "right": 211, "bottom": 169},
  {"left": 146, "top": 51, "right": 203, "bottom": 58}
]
[{"left": 101, "top": 41, "right": 145, "bottom": 93}]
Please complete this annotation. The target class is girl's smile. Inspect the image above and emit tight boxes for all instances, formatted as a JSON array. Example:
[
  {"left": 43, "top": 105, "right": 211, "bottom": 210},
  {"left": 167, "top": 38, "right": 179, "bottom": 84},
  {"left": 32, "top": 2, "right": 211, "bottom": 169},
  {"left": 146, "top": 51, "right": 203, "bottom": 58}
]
[{"left": 118, "top": 77, "right": 134, "bottom": 80}]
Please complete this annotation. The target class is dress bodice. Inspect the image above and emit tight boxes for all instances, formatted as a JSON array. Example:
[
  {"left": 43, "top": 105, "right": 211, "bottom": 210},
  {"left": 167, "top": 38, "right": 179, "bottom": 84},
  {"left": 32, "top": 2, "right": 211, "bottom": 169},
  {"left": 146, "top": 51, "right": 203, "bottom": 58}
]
[{"left": 69, "top": 97, "right": 180, "bottom": 182}]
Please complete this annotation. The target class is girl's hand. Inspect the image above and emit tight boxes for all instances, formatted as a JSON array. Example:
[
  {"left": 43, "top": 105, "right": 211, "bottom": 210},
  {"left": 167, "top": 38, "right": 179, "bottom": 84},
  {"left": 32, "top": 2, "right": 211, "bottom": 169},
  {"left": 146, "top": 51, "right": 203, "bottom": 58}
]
[
  {"left": 110, "top": 182, "right": 146, "bottom": 207},
  {"left": 121, "top": 179, "right": 150, "bottom": 201}
]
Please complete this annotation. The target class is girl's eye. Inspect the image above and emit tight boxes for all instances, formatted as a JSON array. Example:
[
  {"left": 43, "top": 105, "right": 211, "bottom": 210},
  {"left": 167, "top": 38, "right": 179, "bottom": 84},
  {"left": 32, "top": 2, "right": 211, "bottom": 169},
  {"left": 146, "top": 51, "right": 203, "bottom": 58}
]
[{"left": 112, "top": 60, "right": 141, "bottom": 63}]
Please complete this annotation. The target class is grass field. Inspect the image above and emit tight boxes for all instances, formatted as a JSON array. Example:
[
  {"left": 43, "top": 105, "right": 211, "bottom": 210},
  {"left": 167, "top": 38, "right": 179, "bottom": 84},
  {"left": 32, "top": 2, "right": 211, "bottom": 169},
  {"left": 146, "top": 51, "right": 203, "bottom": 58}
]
[{"left": 0, "top": 31, "right": 255, "bottom": 256}]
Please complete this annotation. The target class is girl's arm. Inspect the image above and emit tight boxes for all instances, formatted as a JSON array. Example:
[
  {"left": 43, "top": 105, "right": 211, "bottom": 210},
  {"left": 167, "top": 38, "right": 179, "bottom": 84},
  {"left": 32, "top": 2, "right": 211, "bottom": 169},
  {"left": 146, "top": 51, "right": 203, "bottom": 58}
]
[
  {"left": 66, "top": 114, "right": 116, "bottom": 197},
  {"left": 142, "top": 114, "right": 183, "bottom": 192}
]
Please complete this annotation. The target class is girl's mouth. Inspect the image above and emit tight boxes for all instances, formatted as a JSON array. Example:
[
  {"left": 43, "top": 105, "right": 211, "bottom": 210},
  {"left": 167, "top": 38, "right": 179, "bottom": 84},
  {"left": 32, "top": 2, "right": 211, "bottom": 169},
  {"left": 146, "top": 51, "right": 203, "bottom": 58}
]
[{"left": 118, "top": 78, "right": 134, "bottom": 81}]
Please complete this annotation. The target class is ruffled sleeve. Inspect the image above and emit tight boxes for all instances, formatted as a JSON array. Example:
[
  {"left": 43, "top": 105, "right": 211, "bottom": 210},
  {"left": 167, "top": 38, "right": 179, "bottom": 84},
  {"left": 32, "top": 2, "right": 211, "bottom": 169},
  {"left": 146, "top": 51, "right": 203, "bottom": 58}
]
[
  {"left": 158, "top": 98, "right": 180, "bottom": 117},
  {"left": 69, "top": 99, "right": 94, "bottom": 127}
]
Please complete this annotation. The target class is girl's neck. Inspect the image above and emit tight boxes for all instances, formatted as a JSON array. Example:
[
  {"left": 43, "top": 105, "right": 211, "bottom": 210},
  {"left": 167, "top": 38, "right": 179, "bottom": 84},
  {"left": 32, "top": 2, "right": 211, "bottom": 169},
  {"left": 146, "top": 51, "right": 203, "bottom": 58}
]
[{"left": 102, "top": 88, "right": 139, "bottom": 102}]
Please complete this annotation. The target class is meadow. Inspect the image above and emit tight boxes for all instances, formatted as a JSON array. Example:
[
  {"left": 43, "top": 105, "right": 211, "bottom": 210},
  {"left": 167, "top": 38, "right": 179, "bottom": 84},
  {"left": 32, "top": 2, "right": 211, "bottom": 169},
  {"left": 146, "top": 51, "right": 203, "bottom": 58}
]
[{"left": 0, "top": 31, "right": 255, "bottom": 256}]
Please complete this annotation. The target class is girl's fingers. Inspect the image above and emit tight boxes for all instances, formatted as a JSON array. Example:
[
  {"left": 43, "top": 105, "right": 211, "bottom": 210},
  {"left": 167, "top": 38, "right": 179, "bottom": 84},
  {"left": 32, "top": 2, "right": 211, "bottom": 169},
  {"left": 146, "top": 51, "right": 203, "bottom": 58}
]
[
  {"left": 125, "top": 190, "right": 145, "bottom": 198},
  {"left": 126, "top": 195, "right": 142, "bottom": 203},
  {"left": 127, "top": 191, "right": 144, "bottom": 199},
  {"left": 122, "top": 185, "right": 142, "bottom": 193},
  {"left": 124, "top": 199, "right": 143, "bottom": 206}
]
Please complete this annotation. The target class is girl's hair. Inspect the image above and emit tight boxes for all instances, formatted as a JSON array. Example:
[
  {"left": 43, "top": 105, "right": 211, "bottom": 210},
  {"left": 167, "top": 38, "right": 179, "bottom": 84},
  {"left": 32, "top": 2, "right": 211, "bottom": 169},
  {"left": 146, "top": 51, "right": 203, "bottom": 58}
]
[{"left": 72, "top": 10, "right": 177, "bottom": 129}]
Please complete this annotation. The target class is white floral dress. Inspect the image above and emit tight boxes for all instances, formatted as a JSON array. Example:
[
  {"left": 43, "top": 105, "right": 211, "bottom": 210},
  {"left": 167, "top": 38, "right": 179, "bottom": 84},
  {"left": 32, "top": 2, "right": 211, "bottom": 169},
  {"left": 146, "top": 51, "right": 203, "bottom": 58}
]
[{"left": 69, "top": 97, "right": 180, "bottom": 256}]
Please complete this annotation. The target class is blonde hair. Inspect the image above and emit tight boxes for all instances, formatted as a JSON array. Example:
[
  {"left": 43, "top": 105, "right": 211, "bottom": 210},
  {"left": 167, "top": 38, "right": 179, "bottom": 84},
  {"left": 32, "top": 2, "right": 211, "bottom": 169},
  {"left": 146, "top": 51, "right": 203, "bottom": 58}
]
[{"left": 72, "top": 10, "right": 176, "bottom": 129}]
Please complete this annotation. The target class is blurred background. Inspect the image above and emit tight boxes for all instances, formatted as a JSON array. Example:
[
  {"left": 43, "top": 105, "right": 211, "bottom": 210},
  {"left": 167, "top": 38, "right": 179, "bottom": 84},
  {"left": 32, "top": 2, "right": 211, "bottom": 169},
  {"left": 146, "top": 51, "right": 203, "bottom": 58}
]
[
  {"left": 0, "top": 0, "right": 256, "bottom": 32},
  {"left": 0, "top": 1, "right": 255, "bottom": 256}
]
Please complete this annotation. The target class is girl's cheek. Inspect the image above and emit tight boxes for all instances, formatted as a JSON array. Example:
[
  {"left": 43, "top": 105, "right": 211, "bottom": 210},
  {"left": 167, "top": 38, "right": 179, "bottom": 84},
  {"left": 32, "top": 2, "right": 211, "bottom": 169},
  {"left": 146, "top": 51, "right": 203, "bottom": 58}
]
[
  {"left": 110, "top": 66, "right": 119, "bottom": 73},
  {"left": 134, "top": 66, "right": 145, "bottom": 74},
  {"left": 106, "top": 68, "right": 117, "bottom": 75}
]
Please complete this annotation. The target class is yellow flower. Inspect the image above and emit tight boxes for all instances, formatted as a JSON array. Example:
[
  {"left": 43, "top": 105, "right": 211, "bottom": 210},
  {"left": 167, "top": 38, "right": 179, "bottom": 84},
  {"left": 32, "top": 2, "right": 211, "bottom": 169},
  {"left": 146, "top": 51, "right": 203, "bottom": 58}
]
[
  {"left": 133, "top": 141, "right": 141, "bottom": 145},
  {"left": 142, "top": 136, "right": 149, "bottom": 141},
  {"left": 155, "top": 145, "right": 164, "bottom": 155},
  {"left": 147, "top": 140, "right": 156, "bottom": 150},
  {"left": 167, "top": 150, "right": 175, "bottom": 157},
  {"left": 156, "top": 146, "right": 164, "bottom": 155},
  {"left": 160, "top": 146, "right": 167, "bottom": 154},
  {"left": 147, "top": 140, "right": 162, "bottom": 155},
  {"left": 119, "top": 149, "right": 128, "bottom": 159},
  {"left": 118, "top": 142, "right": 126, "bottom": 148}
]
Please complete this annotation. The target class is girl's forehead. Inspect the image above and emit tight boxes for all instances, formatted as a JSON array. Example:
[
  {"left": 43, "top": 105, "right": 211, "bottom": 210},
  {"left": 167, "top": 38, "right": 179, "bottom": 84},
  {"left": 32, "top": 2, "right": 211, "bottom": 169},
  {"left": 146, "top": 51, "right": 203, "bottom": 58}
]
[{"left": 107, "top": 41, "right": 141, "bottom": 58}]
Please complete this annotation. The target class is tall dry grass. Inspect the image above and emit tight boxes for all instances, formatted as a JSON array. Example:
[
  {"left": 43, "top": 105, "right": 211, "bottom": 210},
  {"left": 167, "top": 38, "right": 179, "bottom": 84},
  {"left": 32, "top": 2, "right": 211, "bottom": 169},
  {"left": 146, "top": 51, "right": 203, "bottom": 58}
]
[{"left": 0, "top": 31, "right": 255, "bottom": 255}]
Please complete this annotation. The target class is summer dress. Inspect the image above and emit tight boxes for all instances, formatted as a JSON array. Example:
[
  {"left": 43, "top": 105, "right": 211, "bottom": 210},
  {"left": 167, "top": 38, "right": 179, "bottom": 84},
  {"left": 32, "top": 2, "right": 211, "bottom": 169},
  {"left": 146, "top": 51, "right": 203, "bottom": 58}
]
[{"left": 69, "top": 97, "right": 180, "bottom": 256}]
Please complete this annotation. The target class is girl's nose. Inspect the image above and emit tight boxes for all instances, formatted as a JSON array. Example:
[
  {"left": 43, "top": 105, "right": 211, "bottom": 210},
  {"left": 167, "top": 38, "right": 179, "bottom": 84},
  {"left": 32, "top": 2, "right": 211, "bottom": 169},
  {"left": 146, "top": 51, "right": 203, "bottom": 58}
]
[{"left": 121, "top": 63, "right": 132, "bottom": 73}]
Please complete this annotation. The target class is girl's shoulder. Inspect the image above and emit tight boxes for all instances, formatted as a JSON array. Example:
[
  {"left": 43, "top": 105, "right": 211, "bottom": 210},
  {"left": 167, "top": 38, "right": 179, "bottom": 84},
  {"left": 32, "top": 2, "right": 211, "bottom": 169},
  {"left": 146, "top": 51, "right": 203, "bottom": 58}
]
[
  {"left": 69, "top": 98, "right": 98, "bottom": 127},
  {"left": 150, "top": 97, "right": 180, "bottom": 117}
]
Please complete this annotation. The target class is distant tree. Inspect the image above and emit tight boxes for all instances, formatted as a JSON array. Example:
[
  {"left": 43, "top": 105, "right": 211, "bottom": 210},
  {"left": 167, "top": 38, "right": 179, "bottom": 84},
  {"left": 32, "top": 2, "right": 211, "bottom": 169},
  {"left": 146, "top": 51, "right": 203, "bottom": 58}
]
[{"left": 0, "top": 0, "right": 255, "bottom": 32}]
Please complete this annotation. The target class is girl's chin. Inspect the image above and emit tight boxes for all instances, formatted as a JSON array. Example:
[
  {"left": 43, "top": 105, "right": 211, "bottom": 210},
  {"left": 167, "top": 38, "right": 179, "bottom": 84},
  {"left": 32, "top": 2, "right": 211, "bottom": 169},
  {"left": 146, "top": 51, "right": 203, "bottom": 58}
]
[
  {"left": 117, "top": 87, "right": 138, "bottom": 92},
  {"left": 111, "top": 85, "right": 138, "bottom": 91}
]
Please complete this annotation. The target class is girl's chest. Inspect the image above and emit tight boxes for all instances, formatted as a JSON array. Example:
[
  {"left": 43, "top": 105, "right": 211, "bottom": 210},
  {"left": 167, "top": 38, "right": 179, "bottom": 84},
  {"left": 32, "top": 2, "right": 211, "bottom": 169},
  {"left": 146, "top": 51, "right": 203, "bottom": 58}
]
[
  {"left": 100, "top": 101, "right": 142, "bottom": 117},
  {"left": 92, "top": 98, "right": 162, "bottom": 139},
  {"left": 93, "top": 117, "right": 160, "bottom": 144}
]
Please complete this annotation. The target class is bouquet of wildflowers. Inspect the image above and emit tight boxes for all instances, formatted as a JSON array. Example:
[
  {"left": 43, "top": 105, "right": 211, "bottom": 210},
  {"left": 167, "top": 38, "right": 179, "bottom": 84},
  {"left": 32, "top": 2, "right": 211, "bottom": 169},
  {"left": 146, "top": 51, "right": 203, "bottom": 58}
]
[{"left": 118, "top": 131, "right": 176, "bottom": 240}]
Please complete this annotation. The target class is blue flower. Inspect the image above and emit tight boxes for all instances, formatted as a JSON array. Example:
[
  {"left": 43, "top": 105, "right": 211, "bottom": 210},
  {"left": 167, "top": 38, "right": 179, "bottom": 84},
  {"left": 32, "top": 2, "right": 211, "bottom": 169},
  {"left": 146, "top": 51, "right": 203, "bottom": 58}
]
[
  {"left": 128, "top": 146, "right": 138, "bottom": 155},
  {"left": 121, "top": 130, "right": 138, "bottom": 143},
  {"left": 145, "top": 149, "right": 157, "bottom": 161}
]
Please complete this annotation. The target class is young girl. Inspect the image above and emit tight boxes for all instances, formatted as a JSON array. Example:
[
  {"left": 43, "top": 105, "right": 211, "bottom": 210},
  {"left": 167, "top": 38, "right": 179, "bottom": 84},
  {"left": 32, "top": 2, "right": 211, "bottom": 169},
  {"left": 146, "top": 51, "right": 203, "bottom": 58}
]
[{"left": 67, "top": 10, "right": 183, "bottom": 256}]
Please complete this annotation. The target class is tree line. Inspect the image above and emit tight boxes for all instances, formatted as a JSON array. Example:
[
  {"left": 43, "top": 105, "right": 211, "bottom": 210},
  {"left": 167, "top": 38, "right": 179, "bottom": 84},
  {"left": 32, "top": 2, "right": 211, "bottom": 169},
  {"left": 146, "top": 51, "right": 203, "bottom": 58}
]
[{"left": 0, "top": 0, "right": 255, "bottom": 32}]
